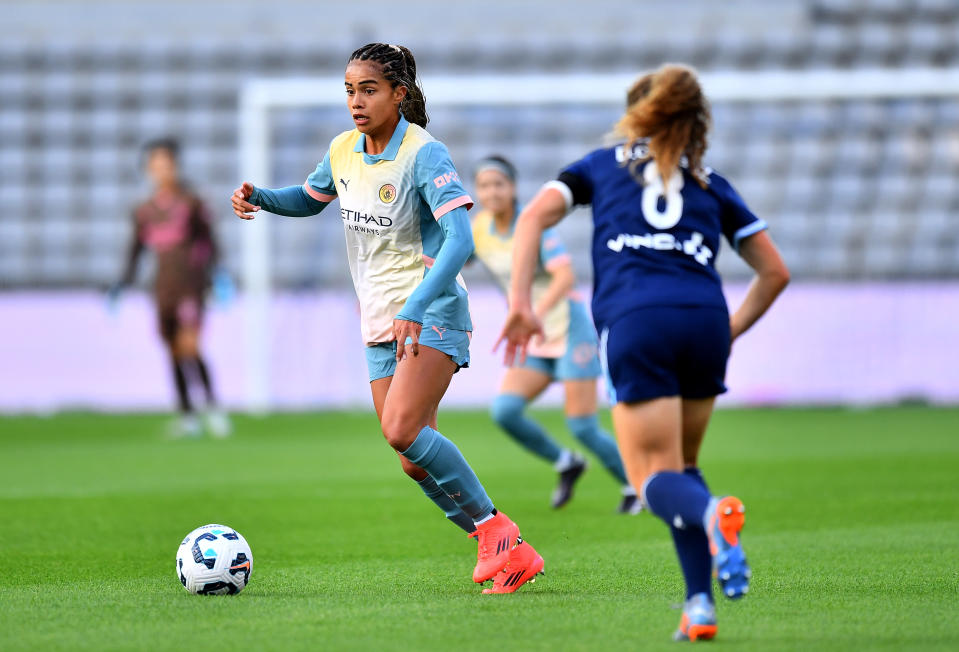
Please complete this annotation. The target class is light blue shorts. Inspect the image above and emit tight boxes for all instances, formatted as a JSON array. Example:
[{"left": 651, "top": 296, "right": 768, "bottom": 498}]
[
  {"left": 365, "top": 325, "right": 471, "bottom": 382},
  {"left": 518, "top": 301, "right": 603, "bottom": 381}
]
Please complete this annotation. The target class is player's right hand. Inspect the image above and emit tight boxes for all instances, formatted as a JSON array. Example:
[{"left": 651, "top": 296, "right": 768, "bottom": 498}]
[
  {"left": 495, "top": 307, "right": 544, "bottom": 367},
  {"left": 232, "top": 182, "right": 261, "bottom": 220}
]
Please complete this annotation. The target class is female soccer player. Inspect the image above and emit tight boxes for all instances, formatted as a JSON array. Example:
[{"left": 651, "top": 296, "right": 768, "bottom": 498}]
[
  {"left": 499, "top": 65, "right": 790, "bottom": 638},
  {"left": 112, "top": 138, "right": 230, "bottom": 438},
  {"left": 471, "top": 155, "right": 638, "bottom": 512},
  {"left": 231, "top": 43, "right": 543, "bottom": 594}
]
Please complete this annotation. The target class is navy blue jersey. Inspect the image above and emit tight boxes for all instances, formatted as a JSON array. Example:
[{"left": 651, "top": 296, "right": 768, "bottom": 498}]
[{"left": 554, "top": 141, "right": 767, "bottom": 331}]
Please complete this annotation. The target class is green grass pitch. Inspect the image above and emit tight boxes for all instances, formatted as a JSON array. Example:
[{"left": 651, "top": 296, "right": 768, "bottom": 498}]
[{"left": 1, "top": 407, "right": 957, "bottom": 651}]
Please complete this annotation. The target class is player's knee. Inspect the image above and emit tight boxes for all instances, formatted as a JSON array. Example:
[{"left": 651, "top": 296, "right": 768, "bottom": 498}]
[
  {"left": 175, "top": 335, "right": 199, "bottom": 359},
  {"left": 490, "top": 393, "right": 525, "bottom": 427},
  {"left": 380, "top": 410, "right": 420, "bottom": 451}
]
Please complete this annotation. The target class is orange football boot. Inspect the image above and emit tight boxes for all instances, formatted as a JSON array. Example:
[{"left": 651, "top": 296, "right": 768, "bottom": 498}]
[
  {"left": 673, "top": 593, "right": 717, "bottom": 642},
  {"left": 469, "top": 511, "right": 520, "bottom": 583},
  {"left": 705, "top": 496, "right": 751, "bottom": 599},
  {"left": 482, "top": 539, "right": 544, "bottom": 594}
]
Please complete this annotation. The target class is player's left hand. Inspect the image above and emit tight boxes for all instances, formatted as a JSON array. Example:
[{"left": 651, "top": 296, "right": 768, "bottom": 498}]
[
  {"left": 495, "top": 307, "right": 543, "bottom": 367},
  {"left": 393, "top": 319, "right": 422, "bottom": 362}
]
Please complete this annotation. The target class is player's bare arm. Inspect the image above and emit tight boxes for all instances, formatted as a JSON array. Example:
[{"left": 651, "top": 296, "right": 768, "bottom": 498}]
[
  {"left": 730, "top": 231, "right": 790, "bottom": 342},
  {"left": 497, "top": 186, "right": 567, "bottom": 365},
  {"left": 533, "top": 260, "right": 575, "bottom": 320}
]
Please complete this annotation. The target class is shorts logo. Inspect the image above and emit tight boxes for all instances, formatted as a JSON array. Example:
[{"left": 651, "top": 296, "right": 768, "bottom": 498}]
[
  {"left": 572, "top": 342, "right": 597, "bottom": 366},
  {"left": 378, "top": 184, "right": 397, "bottom": 204}
]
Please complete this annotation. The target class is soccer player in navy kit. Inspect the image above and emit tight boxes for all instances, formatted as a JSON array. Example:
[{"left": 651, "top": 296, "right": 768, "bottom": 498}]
[
  {"left": 500, "top": 65, "right": 790, "bottom": 639},
  {"left": 471, "top": 156, "right": 637, "bottom": 513}
]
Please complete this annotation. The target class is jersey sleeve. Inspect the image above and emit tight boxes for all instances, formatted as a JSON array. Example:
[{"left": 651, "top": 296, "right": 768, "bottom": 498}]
[
  {"left": 552, "top": 155, "right": 594, "bottom": 209},
  {"left": 540, "top": 227, "right": 571, "bottom": 271},
  {"left": 414, "top": 142, "right": 474, "bottom": 219},
  {"left": 304, "top": 149, "right": 338, "bottom": 203},
  {"left": 712, "top": 173, "right": 768, "bottom": 250}
]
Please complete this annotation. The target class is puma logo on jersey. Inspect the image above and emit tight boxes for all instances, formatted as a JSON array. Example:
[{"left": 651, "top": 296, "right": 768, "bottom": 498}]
[{"left": 340, "top": 178, "right": 350, "bottom": 191}]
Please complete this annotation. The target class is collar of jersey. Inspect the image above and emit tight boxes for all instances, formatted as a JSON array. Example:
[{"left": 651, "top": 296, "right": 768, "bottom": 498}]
[{"left": 353, "top": 116, "right": 409, "bottom": 164}]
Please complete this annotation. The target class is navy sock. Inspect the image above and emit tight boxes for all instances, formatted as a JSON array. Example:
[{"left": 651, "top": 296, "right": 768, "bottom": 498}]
[
  {"left": 643, "top": 471, "right": 714, "bottom": 603},
  {"left": 683, "top": 466, "right": 710, "bottom": 493},
  {"left": 402, "top": 426, "right": 495, "bottom": 522},
  {"left": 566, "top": 414, "right": 629, "bottom": 485},
  {"left": 670, "top": 524, "right": 713, "bottom": 601},
  {"left": 416, "top": 475, "right": 476, "bottom": 533},
  {"left": 641, "top": 471, "right": 711, "bottom": 531},
  {"left": 490, "top": 394, "right": 563, "bottom": 463}
]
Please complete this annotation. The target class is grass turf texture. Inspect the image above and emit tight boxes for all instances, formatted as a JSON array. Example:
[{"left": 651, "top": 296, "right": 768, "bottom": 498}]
[{"left": 1, "top": 407, "right": 957, "bottom": 651}]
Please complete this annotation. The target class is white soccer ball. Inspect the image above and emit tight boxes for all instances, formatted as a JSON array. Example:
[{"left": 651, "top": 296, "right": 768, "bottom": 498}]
[{"left": 175, "top": 524, "right": 253, "bottom": 595}]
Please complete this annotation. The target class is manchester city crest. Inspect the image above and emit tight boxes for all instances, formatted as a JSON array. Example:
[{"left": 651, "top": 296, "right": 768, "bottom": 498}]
[{"left": 378, "top": 184, "right": 397, "bottom": 204}]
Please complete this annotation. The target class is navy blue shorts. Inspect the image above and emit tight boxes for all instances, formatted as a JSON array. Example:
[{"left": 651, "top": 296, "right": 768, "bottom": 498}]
[{"left": 599, "top": 306, "right": 730, "bottom": 403}]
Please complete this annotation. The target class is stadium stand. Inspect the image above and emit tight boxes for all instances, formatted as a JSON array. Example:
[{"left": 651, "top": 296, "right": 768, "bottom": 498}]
[{"left": 1, "top": 0, "right": 957, "bottom": 289}]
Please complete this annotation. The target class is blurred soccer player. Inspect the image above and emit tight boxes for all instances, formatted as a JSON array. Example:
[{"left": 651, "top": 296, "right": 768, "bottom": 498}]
[
  {"left": 500, "top": 65, "right": 790, "bottom": 637},
  {"left": 471, "top": 155, "right": 638, "bottom": 512},
  {"left": 231, "top": 43, "right": 543, "bottom": 594},
  {"left": 111, "top": 138, "right": 230, "bottom": 438}
]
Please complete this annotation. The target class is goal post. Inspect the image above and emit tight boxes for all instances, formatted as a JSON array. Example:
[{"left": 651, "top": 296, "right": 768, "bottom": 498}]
[{"left": 237, "top": 68, "right": 959, "bottom": 411}]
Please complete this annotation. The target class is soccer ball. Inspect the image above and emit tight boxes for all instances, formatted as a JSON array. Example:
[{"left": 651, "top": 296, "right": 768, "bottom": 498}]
[{"left": 176, "top": 524, "right": 253, "bottom": 595}]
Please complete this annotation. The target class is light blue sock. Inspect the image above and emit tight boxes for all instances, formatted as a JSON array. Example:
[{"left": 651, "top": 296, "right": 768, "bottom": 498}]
[
  {"left": 402, "top": 426, "right": 495, "bottom": 522},
  {"left": 490, "top": 394, "right": 563, "bottom": 463},
  {"left": 566, "top": 414, "right": 629, "bottom": 485},
  {"left": 415, "top": 475, "right": 476, "bottom": 533}
]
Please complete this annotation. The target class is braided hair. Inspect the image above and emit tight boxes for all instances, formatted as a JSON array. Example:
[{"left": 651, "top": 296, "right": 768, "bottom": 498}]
[{"left": 348, "top": 43, "right": 428, "bottom": 128}]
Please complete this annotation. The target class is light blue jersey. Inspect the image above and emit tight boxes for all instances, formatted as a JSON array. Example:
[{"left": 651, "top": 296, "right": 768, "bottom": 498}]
[{"left": 306, "top": 117, "right": 474, "bottom": 344}]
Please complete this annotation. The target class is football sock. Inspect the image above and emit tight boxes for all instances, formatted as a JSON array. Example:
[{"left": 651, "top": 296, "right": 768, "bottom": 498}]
[
  {"left": 641, "top": 471, "right": 711, "bottom": 531},
  {"left": 415, "top": 475, "right": 476, "bottom": 533},
  {"left": 171, "top": 357, "right": 193, "bottom": 413},
  {"left": 401, "top": 426, "right": 495, "bottom": 522},
  {"left": 490, "top": 394, "right": 562, "bottom": 463},
  {"left": 566, "top": 414, "right": 629, "bottom": 485},
  {"left": 670, "top": 523, "right": 714, "bottom": 601},
  {"left": 643, "top": 471, "right": 715, "bottom": 602},
  {"left": 684, "top": 466, "right": 710, "bottom": 493},
  {"left": 553, "top": 448, "right": 577, "bottom": 472},
  {"left": 473, "top": 511, "right": 497, "bottom": 526},
  {"left": 192, "top": 355, "right": 217, "bottom": 404}
]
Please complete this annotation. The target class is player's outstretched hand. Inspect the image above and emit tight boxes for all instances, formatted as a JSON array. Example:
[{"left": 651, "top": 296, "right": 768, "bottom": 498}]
[
  {"left": 232, "top": 182, "right": 260, "bottom": 220},
  {"left": 393, "top": 319, "right": 422, "bottom": 362},
  {"left": 495, "top": 307, "right": 543, "bottom": 367}
]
